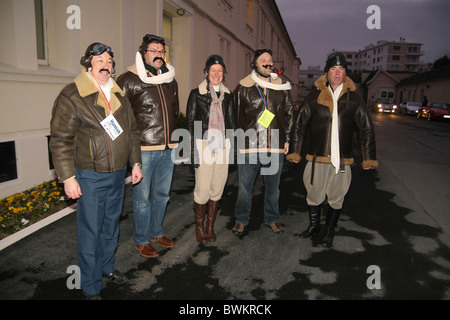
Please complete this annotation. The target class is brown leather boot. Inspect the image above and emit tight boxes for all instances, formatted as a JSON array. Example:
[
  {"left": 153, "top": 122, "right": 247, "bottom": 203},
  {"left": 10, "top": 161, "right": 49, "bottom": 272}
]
[
  {"left": 194, "top": 202, "right": 207, "bottom": 243},
  {"left": 206, "top": 200, "right": 219, "bottom": 242}
]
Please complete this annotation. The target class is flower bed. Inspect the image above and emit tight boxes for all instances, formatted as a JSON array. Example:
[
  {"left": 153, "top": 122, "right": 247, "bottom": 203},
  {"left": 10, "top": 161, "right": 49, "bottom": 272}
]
[{"left": 0, "top": 180, "right": 76, "bottom": 240}]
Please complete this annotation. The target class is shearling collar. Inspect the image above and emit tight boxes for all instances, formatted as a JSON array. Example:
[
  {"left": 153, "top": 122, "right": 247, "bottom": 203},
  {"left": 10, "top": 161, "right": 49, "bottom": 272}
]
[
  {"left": 314, "top": 75, "right": 356, "bottom": 112},
  {"left": 239, "top": 71, "right": 291, "bottom": 91},
  {"left": 74, "top": 70, "right": 124, "bottom": 115},
  {"left": 127, "top": 51, "right": 175, "bottom": 85},
  {"left": 198, "top": 79, "right": 231, "bottom": 95}
]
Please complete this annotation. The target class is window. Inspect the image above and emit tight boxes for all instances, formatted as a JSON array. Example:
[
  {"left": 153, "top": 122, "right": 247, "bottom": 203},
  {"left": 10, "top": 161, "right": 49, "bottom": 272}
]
[
  {"left": 0, "top": 141, "right": 18, "bottom": 183},
  {"left": 163, "top": 14, "right": 172, "bottom": 64},
  {"left": 246, "top": 0, "right": 253, "bottom": 28},
  {"left": 34, "top": 0, "right": 47, "bottom": 62},
  {"left": 220, "top": 37, "right": 231, "bottom": 68}
]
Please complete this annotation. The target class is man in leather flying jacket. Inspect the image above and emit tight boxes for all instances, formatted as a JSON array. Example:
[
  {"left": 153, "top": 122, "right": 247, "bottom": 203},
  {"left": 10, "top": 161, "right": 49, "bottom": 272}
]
[
  {"left": 287, "top": 52, "right": 378, "bottom": 247},
  {"left": 232, "top": 49, "right": 294, "bottom": 236},
  {"left": 117, "top": 34, "right": 179, "bottom": 258}
]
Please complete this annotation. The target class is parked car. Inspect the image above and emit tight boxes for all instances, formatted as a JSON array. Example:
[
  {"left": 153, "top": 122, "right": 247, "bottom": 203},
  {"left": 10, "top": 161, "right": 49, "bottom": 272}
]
[
  {"left": 417, "top": 103, "right": 450, "bottom": 120},
  {"left": 399, "top": 101, "right": 422, "bottom": 115},
  {"left": 373, "top": 98, "right": 398, "bottom": 113}
]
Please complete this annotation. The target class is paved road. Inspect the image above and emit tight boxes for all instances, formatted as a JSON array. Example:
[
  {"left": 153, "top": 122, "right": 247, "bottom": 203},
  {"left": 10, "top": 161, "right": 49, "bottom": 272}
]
[{"left": 1, "top": 112, "right": 449, "bottom": 308}]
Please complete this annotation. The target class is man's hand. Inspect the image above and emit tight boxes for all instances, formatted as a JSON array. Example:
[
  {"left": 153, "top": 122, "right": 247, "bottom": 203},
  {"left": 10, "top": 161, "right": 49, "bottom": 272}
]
[
  {"left": 131, "top": 165, "right": 143, "bottom": 184},
  {"left": 284, "top": 142, "right": 289, "bottom": 155},
  {"left": 64, "top": 178, "right": 82, "bottom": 199}
]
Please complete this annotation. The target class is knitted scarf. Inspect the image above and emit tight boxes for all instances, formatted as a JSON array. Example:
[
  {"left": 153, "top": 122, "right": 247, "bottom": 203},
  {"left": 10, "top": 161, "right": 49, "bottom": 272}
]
[{"left": 207, "top": 82, "right": 225, "bottom": 152}]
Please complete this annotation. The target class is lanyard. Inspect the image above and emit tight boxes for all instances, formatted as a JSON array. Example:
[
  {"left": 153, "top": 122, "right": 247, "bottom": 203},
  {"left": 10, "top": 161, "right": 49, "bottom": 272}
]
[
  {"left": 97, "top": 83, "right": 112, "bottom": 113},
  {"left": 255, "top": 84, "right": 270, "bottom": 109}
]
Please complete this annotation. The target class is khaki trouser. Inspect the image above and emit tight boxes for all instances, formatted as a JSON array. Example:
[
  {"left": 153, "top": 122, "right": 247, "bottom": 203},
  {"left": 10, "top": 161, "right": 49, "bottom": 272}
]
[
  {"left": 303, "top": 161, "right": 352, "bottom": 209},
  {"left": 194, "top": 139, "right": 230, "bottom": 204}
]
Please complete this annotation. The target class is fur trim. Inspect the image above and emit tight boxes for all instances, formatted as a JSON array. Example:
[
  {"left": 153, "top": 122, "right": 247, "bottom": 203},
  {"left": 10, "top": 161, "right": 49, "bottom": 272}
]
[
  {"left": 198, "top": 79, "right": 230, "bottom": 95},
  {"left": 74, "top": 71, "right": 124, "bottom": 115},
  {"left": 362, "top": 159, "right": 379, "bottom": 169},
  {"left": 286, "top": 153, "right": 301, "bottom": 162},
  {"left": 305, "top": 154, "right": 354, "bottom": 165},
  {"left": 314, "top": 75, "right": 356, "bottom": 112}
]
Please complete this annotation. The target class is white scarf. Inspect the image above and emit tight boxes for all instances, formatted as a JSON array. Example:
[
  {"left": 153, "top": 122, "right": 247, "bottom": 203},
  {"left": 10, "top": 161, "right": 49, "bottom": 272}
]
[
  {"left": 87, "top": 70, "right": 113, "bottom": 101},
  {"left": 250, "top": 70, "right": 291, "bottom": 91},
  {"left": 329, "top": 83, "right": 343, "bottom": 174},
  {"left": 135, "top": 51, "right": 175, "bottom": 84}
]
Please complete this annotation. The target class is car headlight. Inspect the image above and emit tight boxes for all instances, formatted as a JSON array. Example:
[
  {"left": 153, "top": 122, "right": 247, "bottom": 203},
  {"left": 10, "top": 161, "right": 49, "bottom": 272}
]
[
  {"left": 377, "top": 104, "right": 382, "bottom": 108},
  {"left": 393, "top": 105, "right": 397, "bottom": 109}
]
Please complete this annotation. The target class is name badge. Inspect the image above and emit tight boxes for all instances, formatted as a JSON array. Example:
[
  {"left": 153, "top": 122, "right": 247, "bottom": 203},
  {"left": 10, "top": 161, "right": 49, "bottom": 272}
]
[
  {"left": 100, "top": 114, "right": 123, "bottom": 141},
  {"left": 257, "top": 109, "right": 275, "bottom": 128}
]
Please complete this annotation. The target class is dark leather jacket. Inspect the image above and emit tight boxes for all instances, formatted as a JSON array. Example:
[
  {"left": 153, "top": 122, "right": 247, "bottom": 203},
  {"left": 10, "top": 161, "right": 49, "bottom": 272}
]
[
  {"left": 50, "top": 71, "right": 141, "bottom": 182},
  {"left": 186, "top": 80, "right": 237, "bottom": 164},
  {"left": 117, "top": 65, "right": 179, "bottom": 150},
  {"left": 234, "top": 73, "right": 294, "bottom": 152},
  {"left": 290, "top": 75, "right": 378, "bottom": 168}
]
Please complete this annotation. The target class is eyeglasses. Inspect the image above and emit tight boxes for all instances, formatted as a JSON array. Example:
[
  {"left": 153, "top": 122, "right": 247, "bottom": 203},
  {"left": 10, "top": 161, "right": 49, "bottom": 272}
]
[
  {"left": 90, "top": 43, "right": 114, "bottom": 58},
  {"left": 145, "top": 49, "right": 166, "bottom": 55}
]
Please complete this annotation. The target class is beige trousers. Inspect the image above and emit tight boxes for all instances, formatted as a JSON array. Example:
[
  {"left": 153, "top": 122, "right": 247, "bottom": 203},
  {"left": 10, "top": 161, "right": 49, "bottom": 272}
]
[
  {"left": 303, "top": 161, "right": 352, "bottom": 209},
  {"left": 194, "top": 139, "right": 231, "bottom": 204}
]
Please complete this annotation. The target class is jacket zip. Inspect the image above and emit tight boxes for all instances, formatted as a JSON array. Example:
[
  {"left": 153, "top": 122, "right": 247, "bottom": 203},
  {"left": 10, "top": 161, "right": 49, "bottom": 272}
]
[
  {"left": 157, "top": 84, "right": 170, "bottom": 146},
  {"left": 326, "top": 113, "right": 332, "bottom": 157},
  {"left": 81, "top": 94, "right": 113, "bottom": 171}
]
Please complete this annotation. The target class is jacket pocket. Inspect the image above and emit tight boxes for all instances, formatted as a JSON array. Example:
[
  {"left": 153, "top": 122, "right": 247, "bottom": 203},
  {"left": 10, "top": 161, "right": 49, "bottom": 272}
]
[{"left": 89, "top": 136, "right": 96, "bottom": 160}]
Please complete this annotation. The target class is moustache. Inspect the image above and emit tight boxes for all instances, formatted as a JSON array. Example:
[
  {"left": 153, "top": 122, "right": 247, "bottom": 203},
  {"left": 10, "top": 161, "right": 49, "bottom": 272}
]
[
  {"left": 99, "top": 68, "right": 110, "bottom": 74},
  {"left": 153, "top": 57, "right": 166, "bottom": 64},
  {"left": 262, "top": 65, "right": 274, "bottom": 70}
]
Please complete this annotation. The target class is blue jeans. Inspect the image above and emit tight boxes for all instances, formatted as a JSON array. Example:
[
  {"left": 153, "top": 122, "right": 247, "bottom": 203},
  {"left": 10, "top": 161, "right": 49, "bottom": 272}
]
[
  {"left": 234, "top": 152, "right": 284, "bottom": 226},
  {"left": 76, "top": 166, "right": 126, "bottom": 296},
  {"left": 133, "top": 149, "right": 174, "bottom": 244}
]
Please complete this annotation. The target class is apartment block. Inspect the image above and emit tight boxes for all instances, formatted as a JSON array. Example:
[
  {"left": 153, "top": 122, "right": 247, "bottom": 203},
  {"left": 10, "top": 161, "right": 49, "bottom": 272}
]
[{"left": 338, "top": 38, "right": 423, "bottom": 72}]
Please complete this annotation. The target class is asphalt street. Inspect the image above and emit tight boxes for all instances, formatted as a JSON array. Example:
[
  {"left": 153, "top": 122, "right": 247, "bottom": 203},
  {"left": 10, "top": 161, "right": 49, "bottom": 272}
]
[{"left": 0, "top": 113, "right": 449, "bottom": 309}]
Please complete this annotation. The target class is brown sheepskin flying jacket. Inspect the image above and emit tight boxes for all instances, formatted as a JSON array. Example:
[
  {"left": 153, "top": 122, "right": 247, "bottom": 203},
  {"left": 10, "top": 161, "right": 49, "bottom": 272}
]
[
  {"left": 116, "top": 64, "right": 179, "bottom": 151},
  {"left": 234, "top": 73, "right": 294, "bottom": 153},
  {"left": 50, "top": 71, "right": 142, "bottom": 182},
  {"left": 288, "top": 75, "right": 378, "bottom": 169}
]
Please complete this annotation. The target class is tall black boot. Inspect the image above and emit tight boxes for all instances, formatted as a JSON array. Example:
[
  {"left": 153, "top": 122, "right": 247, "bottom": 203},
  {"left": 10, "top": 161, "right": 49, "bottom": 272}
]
[
  {"left": 322, "top": 205, "right": 341, "bottom": 247},
  {"left": 299, "top": 205, "right": 321, "bottom": 238}
]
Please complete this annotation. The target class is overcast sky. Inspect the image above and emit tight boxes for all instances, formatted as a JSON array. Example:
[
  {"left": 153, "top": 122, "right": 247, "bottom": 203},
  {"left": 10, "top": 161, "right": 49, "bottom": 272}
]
[{"left": 276, "top": 0, "right": 450, "bottom": 69}]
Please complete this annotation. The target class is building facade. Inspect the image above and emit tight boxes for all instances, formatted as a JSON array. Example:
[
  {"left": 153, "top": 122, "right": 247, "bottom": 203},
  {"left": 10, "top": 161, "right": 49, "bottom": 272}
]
[
  {"left": 0, "top": 0, "right": 300, "bottom": 199},
  {"left": 338, "top": 38, "right": 423, "bottom": 73},
  {"left": 396, "top": 65, "right": 450, "bottom": 105}
]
